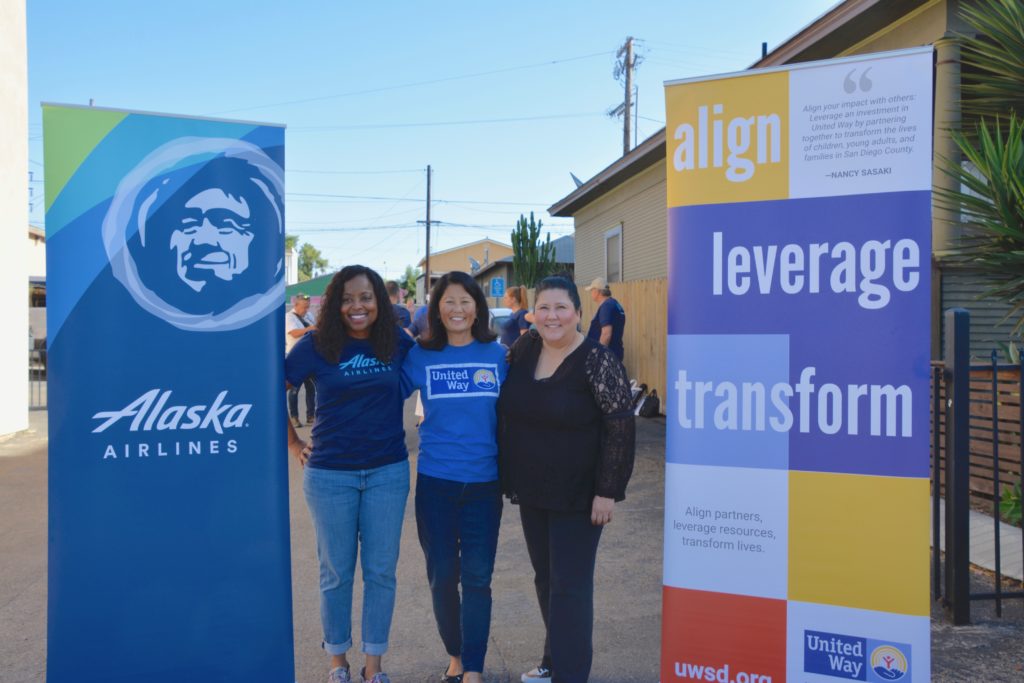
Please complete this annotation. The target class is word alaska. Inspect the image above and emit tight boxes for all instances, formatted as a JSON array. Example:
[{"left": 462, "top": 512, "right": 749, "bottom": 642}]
[{"left": 91, "top": 389, "right": 252, "bottom": 435}]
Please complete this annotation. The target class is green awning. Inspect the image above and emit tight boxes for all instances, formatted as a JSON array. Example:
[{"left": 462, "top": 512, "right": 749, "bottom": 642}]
[{"left": 285, "top": 273, "right": 334, "bottom": 301}]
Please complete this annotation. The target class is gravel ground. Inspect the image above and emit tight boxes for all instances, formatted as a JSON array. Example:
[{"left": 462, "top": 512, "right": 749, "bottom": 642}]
[{"left": 931, "top": 556, "right": 1024, "bottom": 682}]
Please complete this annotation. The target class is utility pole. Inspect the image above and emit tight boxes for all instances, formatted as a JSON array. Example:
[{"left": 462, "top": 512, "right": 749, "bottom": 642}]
[
  {"left": 417, "top": 165, "right": 433, "bottom": 303},
  {"left": 623, "top": 36, "right": 634, "bottom": 156}
]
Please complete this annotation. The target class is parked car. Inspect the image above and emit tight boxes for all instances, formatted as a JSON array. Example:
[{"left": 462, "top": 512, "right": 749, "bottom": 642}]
[{"left": 489, "top": 307, "right": 513, "bottom": 337}]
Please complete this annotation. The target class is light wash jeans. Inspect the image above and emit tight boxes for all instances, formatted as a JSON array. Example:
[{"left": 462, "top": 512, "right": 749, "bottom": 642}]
[{"left": 303, "top": 459, "right": 410, "bottom": 656}]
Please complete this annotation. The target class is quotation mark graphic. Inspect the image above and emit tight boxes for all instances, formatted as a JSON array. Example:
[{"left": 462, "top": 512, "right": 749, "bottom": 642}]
[{"left": 844, "top": 67, "right": 873, "bottom": 93}]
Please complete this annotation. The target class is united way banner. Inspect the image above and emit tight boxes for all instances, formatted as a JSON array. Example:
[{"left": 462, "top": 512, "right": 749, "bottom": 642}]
[
  {"left": 43, "top": 105, "right": 293, "bottom": 682},
  {"left": 662, "top": 48, "right": 932, "bottom": 683}
]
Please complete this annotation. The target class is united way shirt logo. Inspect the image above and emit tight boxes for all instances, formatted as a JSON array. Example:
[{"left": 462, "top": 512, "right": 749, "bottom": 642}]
[
  {"left": 804, "top": 630, "right": 910, "bottom": 681},
  {"left": 102, "top": 137, "right": 285, "bottom": 332},
  {"left": 426, "top": 363, "right": 501, "bottom": 399}
]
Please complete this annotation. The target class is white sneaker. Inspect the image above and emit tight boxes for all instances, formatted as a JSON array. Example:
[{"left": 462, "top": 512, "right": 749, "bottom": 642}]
[
  {"left": 328, "top": 667, "right": 352, "bottom": 683},
  {"left": 521, "top": 666, "right": 552, "bottom": 683}
]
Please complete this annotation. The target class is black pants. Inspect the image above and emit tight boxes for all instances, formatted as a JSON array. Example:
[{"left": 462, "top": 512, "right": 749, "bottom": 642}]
[
  {"left": 519, "top": 504, "right": 603, "bottom": 683},
  {"left": 287, "top": 378, "right": 316, "bottom": 419}
]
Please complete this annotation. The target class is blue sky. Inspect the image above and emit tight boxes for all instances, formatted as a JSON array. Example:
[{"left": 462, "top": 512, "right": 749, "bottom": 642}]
[{"left": 27, "top": 0, "right": 838, "bottom": 279}]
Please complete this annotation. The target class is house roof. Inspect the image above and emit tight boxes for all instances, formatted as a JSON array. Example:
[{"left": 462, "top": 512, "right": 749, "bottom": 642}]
[
  {"left": 548, "top": 130, "right": 666, "bottom": 217},
  {"left": 548, "top": 0, "right": 930, "bottom": 218},
  {"left": 416, "top": 237, "right": 512, "bottom": 268}
]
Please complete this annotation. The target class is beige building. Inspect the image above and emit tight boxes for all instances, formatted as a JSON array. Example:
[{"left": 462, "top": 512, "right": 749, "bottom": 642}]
[
  {"left": 552, "top": 0, "right": 1010, "bottom": 362},
  {"left": 416, "top": 238, "right": 514, "bottom": 302},
  {"left": 1, "top": 0, "right": 29, "bottom": 436}
]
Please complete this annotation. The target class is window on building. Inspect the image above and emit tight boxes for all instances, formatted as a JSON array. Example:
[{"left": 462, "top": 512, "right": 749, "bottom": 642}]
[{"left": 605, "top": 225, "right": 622, "bottom": 282}]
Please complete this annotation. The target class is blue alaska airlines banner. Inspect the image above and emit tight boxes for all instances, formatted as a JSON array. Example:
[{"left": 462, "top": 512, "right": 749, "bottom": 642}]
[{"left": 43, "top": 104, "right": 293, "bottom": 683}]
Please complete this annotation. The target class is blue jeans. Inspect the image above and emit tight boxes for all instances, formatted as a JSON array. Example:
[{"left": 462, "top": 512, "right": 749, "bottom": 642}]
[
  {"left": 303, "top": 460, "right": 409, "bottom": 656},
  {"left": 415, "top": 474, "right": 503, "bottom": 673}
]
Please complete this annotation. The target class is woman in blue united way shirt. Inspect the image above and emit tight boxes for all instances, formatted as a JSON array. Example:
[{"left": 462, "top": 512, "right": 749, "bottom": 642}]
[
  {"left": 286, "top": 265, "right": 414, "bottom": 683},
  {"left": 401, "top": 271, "right": 508, "bottom": 683}
]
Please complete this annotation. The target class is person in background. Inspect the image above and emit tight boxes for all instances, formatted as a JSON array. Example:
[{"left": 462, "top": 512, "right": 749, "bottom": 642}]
[
  {"left": 286, "top": 294, "right": 317, "bottom": 428},
  {"left": 500, "top": 285, "right": 531, "bottom": 348},
  {"left": 286, "top": 265, "right": 414, "bottom": 683},
  {"left": 408, "top": 299, "right": 429, "bottom": 338},
  {"left": 386, "top": 280, "right": 412, "bottom": 331},
  {"left": 584, "top": 277, "right": 625, "bottom": 361},
  {"left": 402, "top": 271, "right": 507, "bottom": 683},
  {"left": 498, "top": 275, "right": 635, "bottom": 683}
]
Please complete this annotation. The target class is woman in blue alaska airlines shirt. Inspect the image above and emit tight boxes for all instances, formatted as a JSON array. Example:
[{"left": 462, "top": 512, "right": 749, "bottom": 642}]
[
  {"left": 286, "top": 265, "right": 414, "bottom": 683},
  {"left": 401, "top": 271, "right": 508, "bottom": 683}
]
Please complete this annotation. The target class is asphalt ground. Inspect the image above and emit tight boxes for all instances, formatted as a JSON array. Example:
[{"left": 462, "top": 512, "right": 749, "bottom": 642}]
[{"left": 1, "top": 403, "right": 1022, "bottom": 682}]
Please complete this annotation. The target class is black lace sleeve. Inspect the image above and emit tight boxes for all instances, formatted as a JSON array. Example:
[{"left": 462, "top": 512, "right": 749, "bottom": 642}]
[{"left": 584, "top": 345, "right": 636, "bottom": 501}]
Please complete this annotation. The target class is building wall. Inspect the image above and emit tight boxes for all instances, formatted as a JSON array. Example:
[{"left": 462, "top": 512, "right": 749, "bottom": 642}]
[
  {"left": 422, "top": 240, "right": 514, "bottom": 275},
  {"left": 28, "top": 232, "right": 46, "bottom": 279},
  {"left": 473, "top": 262, "right": 515, "bottom": 307},
  {"left": 572, "top": 163, "right": 666, "bottom": 286},
  {"left": 0, "top": 0, "right": 29, "bottom": 436},
  {"left": 840, "top": 0, "right": 948, "bottom": 57}
]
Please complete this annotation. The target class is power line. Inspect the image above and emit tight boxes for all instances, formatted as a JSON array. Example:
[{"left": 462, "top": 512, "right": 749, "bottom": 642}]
[
  {"left": 211, "top": 50, "right": 615, "bottom": 116},
  {"left": 288, "top": 112, "right": 604, "bottom": 132},
  {"left": 285, "top": 191, "right": 550, "bottom": 206},
  {"left": 287, "top": 168, "right": 423, "bottom": 175}
]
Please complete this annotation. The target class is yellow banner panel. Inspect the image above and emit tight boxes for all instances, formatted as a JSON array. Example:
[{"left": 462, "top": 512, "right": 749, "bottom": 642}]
[
  {"left": 666, "top": 72, "right": 789, "bottom": 207},
  {"left": 788, "top": 471, "right": 929, "bottom": 616}
]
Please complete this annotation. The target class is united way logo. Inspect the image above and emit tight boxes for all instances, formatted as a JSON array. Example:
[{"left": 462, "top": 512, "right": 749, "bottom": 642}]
[
  {"left": 102, "top": 137, "right": 284, "bottom": 332},
  {"left": 426, "top": 363, "right": 501, "bottom": 399},
  {"left": 804, "top": 629, "right": 911, "bottom": 682},
  {"left": 869, "top": 645, "right": 907, "bottom": 681},
  {"left": 473, "top": 368, "right": 497, "bottom": 390}
]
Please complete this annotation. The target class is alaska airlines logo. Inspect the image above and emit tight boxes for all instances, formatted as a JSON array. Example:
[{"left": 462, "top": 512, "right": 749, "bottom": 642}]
[
  {"left": 804, "top": 629, "right": 910, "bottom": 681},
  {"left": 338, "top": 353, "right": 391, "bottom": 375},
  {"left": 102, "top": 137, "right": 285, "bottom": 332},
  {"left": 91, "top": 389, "right": 252, "bottom": 435},
  {"left": 672, "top": 104, "right": 782, "bottom": 182}
]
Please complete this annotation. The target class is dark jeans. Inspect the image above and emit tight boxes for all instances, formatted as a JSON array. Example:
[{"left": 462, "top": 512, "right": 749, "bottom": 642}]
[
  {"left": 288, "top": 378, "right": 316, "bottom": 419},
  {"left": 519, "top": 504, "right": 603, "bottom": 683},
  {"left": 415, "top": 473, "right": 503, "bottom": 673}
]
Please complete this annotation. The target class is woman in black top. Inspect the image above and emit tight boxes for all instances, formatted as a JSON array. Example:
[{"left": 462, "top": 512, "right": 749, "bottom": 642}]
[{"left": 497, "top": 275, "right": 635, "bottom": 683}]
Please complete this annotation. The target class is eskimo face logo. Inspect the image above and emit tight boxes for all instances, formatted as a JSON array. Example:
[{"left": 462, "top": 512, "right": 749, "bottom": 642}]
[{"left": 102, "top": 137, "right": 284, "bottom": 332}]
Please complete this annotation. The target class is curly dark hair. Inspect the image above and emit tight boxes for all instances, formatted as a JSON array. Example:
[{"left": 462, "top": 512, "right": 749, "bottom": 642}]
[
  {"left": 314, "top": 265, "right": 397, "bottom": 364},
  {"left": 419, "top": 271, "right": 497, "bottom": 350}
]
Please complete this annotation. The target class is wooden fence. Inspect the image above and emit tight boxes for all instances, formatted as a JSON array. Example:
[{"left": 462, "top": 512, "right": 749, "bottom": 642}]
[
  {"left": 932, "top": 362, "right": 1023, "bottom": 507},
  {"left": 528, "top": 277, "right": 669, "bottom": 413}
]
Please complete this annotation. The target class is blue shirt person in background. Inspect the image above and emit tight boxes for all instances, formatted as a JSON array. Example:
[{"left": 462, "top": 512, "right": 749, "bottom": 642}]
[
  {"left": 286, "top": 265, "right": 412, "bottom": 683},
  {"left": 385, "top": 280, "right": 412, "bottom": 330},
  {"left": 499, "top": 284, "right": 531, "bottom": 348},
  {"left": 408, "top": 302, "right": 429, "bottom": 338},
  {"left": 584, "top": 277, "right": 625, "bottom": 361},
  {"left": 401, "top": 271, "right": 508, "bottom": 683}
]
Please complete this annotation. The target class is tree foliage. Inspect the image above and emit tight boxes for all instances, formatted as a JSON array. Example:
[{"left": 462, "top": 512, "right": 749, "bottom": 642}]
[
  {"left": 285, "top": 234, "right": 299, "bottom": 252},
  {"left": 936, "top": 0, "right": 1024, "bottom": 331},
  {"left": 298, "top": 242, "right": 329, "bottom": 282},
  {"left": 401, "top": 265, "right": 420, "bottom": 302},
  {"left": 511, "top": 212, "right": 557, "bottom": 288},
  {"left": 959, "top": 0, "right": 1024, "bottom": 126}
]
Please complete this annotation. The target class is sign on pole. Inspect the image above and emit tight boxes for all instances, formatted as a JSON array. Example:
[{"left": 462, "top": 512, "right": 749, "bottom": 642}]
[
  {"left": 663, "top": 48, "right": 932, "bottom": 682},
  {"left": 490, "top": 276, "right": 506, "bottom": 298},
  {"left": 43, "top": 104, "right": 293, "bottom": 682}
]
